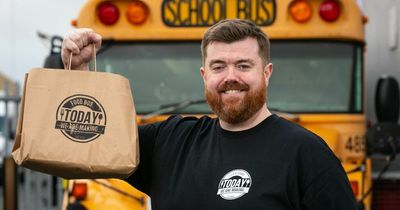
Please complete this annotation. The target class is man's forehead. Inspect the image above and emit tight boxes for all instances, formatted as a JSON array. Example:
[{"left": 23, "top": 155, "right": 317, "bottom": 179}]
[
  {"left": 207, "top": 37, "right": 258, "bottom": 49},
  {"left": 205, "top": 38, "right": 260, "bottom": 64}
]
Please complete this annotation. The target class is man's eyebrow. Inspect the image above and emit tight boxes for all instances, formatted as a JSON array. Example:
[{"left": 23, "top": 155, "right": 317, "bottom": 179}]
[
  {"left": 235, "top": 59, "right": 255, "bottom": 65},
  {"left": 209, "top": 59, "right": 256, "bottom": 67}
]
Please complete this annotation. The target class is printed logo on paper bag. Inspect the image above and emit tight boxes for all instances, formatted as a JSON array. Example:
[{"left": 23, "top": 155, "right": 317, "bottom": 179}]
[{"left": 55, "top": 94, "right": 106, "bottom": 143}]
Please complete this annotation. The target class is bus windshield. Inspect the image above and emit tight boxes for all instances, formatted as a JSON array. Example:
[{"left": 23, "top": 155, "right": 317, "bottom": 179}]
[
  {"left": 96, "top": 41, "right": 362, "bottom": 114},
  {"left": 269, "top": 41, "right": 362, "bottom": 113}
]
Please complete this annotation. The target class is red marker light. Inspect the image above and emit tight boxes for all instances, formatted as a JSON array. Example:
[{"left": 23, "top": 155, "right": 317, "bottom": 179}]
[
  {"left": 97, "top": 1, "right": 120, "bottom": 25},
  {"left": 71, "top": 182, "right": 88, "bottom": 200},
  {"left": 350, "top": 181, "right": 359, "bottom": 196},
  {"left": 319, "top": 0, "right": 341, "bottom": 22}
]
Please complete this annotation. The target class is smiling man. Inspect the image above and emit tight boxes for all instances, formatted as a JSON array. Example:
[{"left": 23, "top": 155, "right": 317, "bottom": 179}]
[
  {"left": 61, "top": 19, "right": 358, "bottom": 210},
  {"left": 201, "top": 35, "right": 272, "bottom": 130}
]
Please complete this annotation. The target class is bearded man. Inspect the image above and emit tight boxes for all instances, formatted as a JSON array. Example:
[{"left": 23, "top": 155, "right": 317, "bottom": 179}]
[{"left": 61, "top": 19, "right": 358, "bottom": 210}]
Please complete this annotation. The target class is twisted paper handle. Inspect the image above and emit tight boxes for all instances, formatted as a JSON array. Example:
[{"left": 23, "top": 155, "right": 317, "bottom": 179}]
[{"left": 67, "top": 44, "right": 97, "bottom": 72}]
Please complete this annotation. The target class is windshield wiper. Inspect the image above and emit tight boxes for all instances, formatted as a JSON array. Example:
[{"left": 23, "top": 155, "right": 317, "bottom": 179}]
[{"left": 141, "top": 99, "right": 207, "bottom": 120}]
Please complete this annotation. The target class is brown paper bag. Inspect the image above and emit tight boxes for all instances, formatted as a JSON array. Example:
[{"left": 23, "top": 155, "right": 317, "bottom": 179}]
[{"left": 12, "top": 68, "right": 139, "bottom": 179}]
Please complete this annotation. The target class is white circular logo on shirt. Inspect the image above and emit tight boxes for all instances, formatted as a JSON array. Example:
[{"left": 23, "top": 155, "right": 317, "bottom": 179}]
[{"left": 217, "top": 169, "right": 252, "bottom": 200}]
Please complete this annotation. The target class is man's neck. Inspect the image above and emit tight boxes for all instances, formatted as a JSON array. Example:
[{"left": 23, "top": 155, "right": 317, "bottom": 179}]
[{"left": 219, "top": 105, "right": 272, "bottom": 131}]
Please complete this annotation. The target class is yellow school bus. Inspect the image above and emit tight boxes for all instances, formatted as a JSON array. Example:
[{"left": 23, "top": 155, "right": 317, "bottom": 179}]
[{"left": 63, "top": 0, "right": 371, "bottom": 209}]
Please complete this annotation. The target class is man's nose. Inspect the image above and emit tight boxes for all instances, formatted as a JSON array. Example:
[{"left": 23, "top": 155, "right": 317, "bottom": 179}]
[{"left": 223, "top": 67, "right": 239, "bottom": 82}]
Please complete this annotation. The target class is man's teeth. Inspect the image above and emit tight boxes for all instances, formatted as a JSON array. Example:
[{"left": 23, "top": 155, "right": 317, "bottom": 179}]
[{"left": 224, "top": 90, "right": 241, "bottom": 94}]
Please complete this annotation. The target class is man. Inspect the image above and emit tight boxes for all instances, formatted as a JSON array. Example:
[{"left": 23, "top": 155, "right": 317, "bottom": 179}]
[{"left": 61, "top": 19, "right": 358, "bottom": 210}]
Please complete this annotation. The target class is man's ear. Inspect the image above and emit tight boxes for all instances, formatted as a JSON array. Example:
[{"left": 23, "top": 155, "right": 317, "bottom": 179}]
[
  {"left": 200, "top": 66, "right": 206, "bottom": 81},
  {"left": 264, "top": 63, "right": 273, "bottom": 85}
]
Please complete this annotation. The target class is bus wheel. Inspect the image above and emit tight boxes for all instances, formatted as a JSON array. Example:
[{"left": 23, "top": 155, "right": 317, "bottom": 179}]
[{"left": 66, "top": 203, "right": 87, "bottom": 210}]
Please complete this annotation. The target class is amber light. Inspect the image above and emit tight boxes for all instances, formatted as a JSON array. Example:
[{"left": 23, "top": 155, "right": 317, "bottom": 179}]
[
  {"left": 289, "top": 0, "right": 313, "bottom": 23},
  {"left": 350, "top": 181, "right": 359, "bottom": 196},
  {"left": 319, "top": 0, "right": 341, "bottom": 22},
  {"left": 126, "top": 0, "right": 149, "bottom": 25},
  {"left": 70, "top": 19, "right": 78, "bottom": 27},
  {"left": 97, "top": 1, "right": 120, "bottom": 25},
  {"left": 71, "top": 182, "right": 88, "bottom": 200}
]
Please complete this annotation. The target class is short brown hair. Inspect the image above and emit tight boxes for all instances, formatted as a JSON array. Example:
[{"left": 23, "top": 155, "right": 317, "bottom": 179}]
[{"left": 201, "top": 19, "right": 270, "bottom": 65}]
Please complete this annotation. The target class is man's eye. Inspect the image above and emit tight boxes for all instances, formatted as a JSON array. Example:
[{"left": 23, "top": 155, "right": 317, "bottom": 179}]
[
  {"left": 237, "top": 64, "right": 250, "bottom": 70},
  {"left": 212, "top": 66, "right": 224, "bottom": 71}
]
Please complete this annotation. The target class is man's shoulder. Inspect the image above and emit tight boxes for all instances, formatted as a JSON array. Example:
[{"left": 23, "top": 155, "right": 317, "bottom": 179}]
[
  {"left": 139, "top": 115, "right": 217, "bottom": 134},
  {"left": 163, "top": 114, "right": 216, "bottom": 128},
  {"left": 273, "top": 116, "right": 319, "bottom": 139},
  {"left": 271, "top": 116, "right": 332, "bottom": 152}
]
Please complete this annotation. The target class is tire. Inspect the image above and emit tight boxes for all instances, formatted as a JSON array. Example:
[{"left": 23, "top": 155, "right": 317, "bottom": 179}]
[{"left": 66, "top": 202, "right": 88, "bottom": 210}]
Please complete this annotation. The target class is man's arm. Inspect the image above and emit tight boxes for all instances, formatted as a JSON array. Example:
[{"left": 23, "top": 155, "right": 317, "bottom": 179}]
[
  {"left": 299, "top": 136, "right": 358, "bottom": 210},
  {"left": 124, "top": 124, "right": 158, "bottom": 194},
  {"left": 301, "top": 165, "right": 358, "bottom": 209}
]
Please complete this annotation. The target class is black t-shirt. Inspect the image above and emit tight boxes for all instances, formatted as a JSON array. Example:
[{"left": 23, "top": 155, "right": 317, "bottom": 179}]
[{"left": 126, "top": 114, "right": 358, "bottom": 210}]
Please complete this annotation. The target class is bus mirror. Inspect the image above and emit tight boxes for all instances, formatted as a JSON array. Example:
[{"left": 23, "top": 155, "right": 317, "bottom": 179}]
[
  {"left": 368, "top": 75, "right": 400, "bottom": 155},
  {"left": 43, "top": 36, "right": 64, "bottom": 69},
  {"left": 375, "top": 75, "right": 400, "bottom": 123},
  {"left": 43, "top": 54, "right": 63, "bottom": 69},
  {"left": 367, "top": 122, "right": 400, "bottom": 155}
]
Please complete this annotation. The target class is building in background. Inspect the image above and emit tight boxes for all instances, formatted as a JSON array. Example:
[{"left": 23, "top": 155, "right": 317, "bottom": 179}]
[
  {"left": 365, "top": 0, "right": 400, "bottom": 209},
  {"left": 365, "top": 0, "right": 400, "bottom": 121}
]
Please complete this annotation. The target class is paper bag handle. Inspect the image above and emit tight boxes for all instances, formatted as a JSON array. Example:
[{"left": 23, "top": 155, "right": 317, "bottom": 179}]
[{"left": 67, "top": 44, "right": 97, "bottom": 72}]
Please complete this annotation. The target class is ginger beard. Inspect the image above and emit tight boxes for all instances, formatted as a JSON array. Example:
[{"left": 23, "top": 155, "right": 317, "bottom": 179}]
[{"left": 205, "top": 77, "right": 267, "bottom": 124}]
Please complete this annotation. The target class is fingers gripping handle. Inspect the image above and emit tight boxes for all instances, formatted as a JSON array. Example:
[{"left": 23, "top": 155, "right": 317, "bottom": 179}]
[{"left": 67, "top": 44, "right": 97, "bottom": 72}]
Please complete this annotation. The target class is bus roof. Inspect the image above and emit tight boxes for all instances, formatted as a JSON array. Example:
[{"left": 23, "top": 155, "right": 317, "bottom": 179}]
[{"left": 74, "top": 0, "right": 365, "bottom": 42}]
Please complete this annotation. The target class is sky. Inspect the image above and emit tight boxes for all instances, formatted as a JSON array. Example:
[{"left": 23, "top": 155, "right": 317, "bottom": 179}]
[{"left": 0, "top": 0, "right": 85, "bottom": 88}]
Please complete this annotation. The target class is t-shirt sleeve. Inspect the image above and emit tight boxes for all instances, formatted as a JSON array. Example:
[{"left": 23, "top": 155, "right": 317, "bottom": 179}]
[
  {"left": 299, "top": 135, "right": 358, "bottom": 210},
  {"left": 124, "top": 122, "right": 160, "bottom": 194},
  {"left": 124, "top": 115, "right": 185, "bottom": 194}
]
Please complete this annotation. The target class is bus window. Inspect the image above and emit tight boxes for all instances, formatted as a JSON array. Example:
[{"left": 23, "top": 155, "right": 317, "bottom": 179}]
[
  {"left": 96, "top": 41, "right": 363, "bottom": 115},
  {"left": 269, "top": 41, "right": 363, "bottom": 113},
  {"left": 97, "top": 41, "right": 210, "bottom": 114}
]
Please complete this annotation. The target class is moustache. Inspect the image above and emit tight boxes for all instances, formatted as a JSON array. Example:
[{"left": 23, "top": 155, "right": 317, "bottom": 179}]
[{"left": 217, "top": 81, "right": 250, "bottom": 92}]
